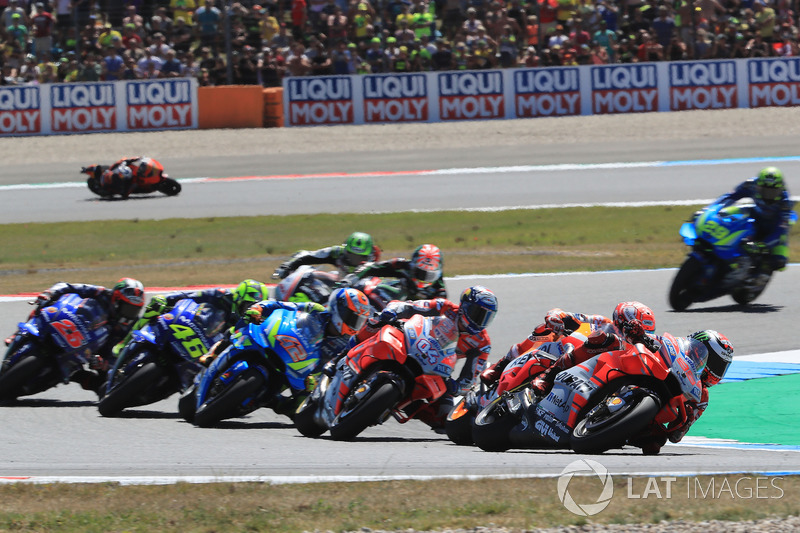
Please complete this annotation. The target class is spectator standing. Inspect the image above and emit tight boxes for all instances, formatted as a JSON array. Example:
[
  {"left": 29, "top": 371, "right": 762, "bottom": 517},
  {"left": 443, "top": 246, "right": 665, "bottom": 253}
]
[
  {"left": 171, "top": 16, "right": 193, "bottom": 53},
  {"left": 259, "top": 46, "right": 284, "bottom": 86},
  {"left": 6, "top": 13, "right": 29, "bottom": 50},
  {"left": 593, "top": 19, "right": 616, "bottom": 62},
  {"left": 351, "top": 2, "right": 372, "bottom": 43},
  {"left": 77, "top": 52, "right": 102, "bottom": 80},
  {"left": 160, "top": 47, "right": 183, "bottom": 76},
  {"left": 170, "top": 0, "right": 196, "bottom": 27},
  {"left": 30, "top": 2, "right": 54, "bottom": 59},
  {"left": 290, "top": 0, "right": 307, "bottom": 41},
  {"left": 101, "top": 44, "right": 124, "bottom": 79},
  {"left": 2, "top": 0, "right": 28, "bottom": 27},
  {"left": 651, "top": 5, "right": 676, "bottom": 48},
  {"left": 260, "top": 6, "right": 280, "bottom": 44},
  {"left": 285, "top": 41, "right": 311, "bottom": 75},
  {"left": 431, "top": 37, "right": 454, "bottom": 69},
  {"left": 754, "top": 1, "right": 776, "bottom": 42},
  {"left": 121, "top": 54, "right": 140, "bottom": 78},
  {"left": 122, "top": 4, "right": 146, "bottom": 39},
  {"left": 194, "top": 0, "right": 221, "bottom": 54}
]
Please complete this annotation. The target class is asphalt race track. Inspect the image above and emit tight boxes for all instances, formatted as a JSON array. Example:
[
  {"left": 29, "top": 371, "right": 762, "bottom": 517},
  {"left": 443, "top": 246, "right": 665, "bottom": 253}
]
[{"left": 1, "top": 123, "right": 799, "bottom": 482}]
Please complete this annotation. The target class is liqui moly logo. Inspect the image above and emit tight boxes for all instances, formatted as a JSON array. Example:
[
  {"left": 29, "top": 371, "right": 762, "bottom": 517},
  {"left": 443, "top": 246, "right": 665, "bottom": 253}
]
[
  {"left": 438, "top": 71, "right": 504, "bottom": 120},
  {"left": 514, "top": 68, "right": 580, "bottom": 117},
  {"left": 288, "top": 77, "right": 353, "bottom": 126},
  {"left": 363, "top": 74, "right": 427, "bottom": 123},
  {"left": 748, "top": 58, "right": 800, "bottom": 108},
  {"left": 126, "top": 80, "right": 193, "bottom": 130},
  {"left": 591, "top": 65, "right": 657, "bottom": 114},
  {"left": 51, "top": 83, "right": 117, "bottom": 132},
  {"left": 0, "top": 86, "right": 40, "bottom": 135},
  {"left": 670, "top": 62, "right": 737, "bottom": 111}
]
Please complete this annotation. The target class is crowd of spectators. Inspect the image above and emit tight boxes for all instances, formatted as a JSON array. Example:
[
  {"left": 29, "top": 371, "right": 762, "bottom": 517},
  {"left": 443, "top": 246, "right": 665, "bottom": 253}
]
[{"left": 0, "top": 0, "right": 798, "bottom": 86}]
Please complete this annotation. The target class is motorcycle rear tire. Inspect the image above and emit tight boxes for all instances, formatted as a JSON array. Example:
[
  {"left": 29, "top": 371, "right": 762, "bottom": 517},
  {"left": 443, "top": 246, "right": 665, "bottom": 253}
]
[
  {"left": 669, "top": 256, "right": 702, "bottom": 311},
  {"left": 445, "top": 398, "right": 476, "bottom": 446},
  {"left": 98, "top": 361, "right": 164, "bottom": 417},
  {"left": 471, "top": 396, "right": 516, "bottom": 452},
  {"left": 329, "top": 380, "right": 402, "bottom": 441},
  {"left": 194, "top": 368, "right": 264, "bottom": 428},
  {"left": 731, "top": 274, "right": 770, "bottom": 306},
  {"left": 571, "top": 394, "right": 659, "bottom": 454},
  {"left": 0, "top": 355, "right": 45, "bottom": 402},
  {"left": 294, "top": 396, "right": 326, "bottom": 438},
  {"left": 158, "top": 178, "right": 182, "bottom": 196}
]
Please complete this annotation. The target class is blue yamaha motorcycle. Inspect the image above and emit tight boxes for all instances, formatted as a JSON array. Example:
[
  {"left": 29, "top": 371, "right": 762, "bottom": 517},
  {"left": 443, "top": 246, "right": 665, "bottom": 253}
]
[
  {"left": 179, "top": 307, "right": 324, "bottom": 427},
  {"left": 0, "top": 294, "right": 110, "bottom": 401},
  {"left": 97, "top": 299, "right": 226, "bottom": 417},
  {"left": 669, "top": 202, "right": 798, "bottom": 310}
]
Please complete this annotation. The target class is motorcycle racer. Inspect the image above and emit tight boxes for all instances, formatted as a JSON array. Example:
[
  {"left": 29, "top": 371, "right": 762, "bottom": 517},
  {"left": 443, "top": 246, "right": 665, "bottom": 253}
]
[
  {"left": 83, "top": 156, "right": 168, "bottom": 199},
  {"left": 715, "top": 166, "right": 795, "bottom": 273},
  {"left": 271, "top": 232, "right": 381, "bottom": 280},
  {"left": 338, "top": 243, "right": 447, "bottom": 300},
  {"left": 16, "top": 278, "right": 145, "bottom": 395},
  {"left": 115, "top": 279, "right": 271, "bottom": 357},
  {"left": 353, "top": 285, "right": 498, "bottom": 430},
  {"left": 200, "top": 287, "right": 372, "bottom": 417}
]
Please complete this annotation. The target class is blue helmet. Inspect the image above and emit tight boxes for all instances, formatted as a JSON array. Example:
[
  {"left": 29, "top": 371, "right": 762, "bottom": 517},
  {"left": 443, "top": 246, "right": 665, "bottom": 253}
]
[{"left": 457, "top": 285, "right": 498, "bottom": 334}]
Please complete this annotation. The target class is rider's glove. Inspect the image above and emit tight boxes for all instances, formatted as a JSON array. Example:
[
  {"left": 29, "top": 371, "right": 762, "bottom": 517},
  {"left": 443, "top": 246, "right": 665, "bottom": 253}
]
[
  {"left": 32, "top": 290, "right": 53, "bottom": 309},
  {"left": 143, "top": 295, "right": 169, "bottom": 320},
  {"left": 621, "top": 319, "right": 645, "bottom": 343},
  {"left": 304, "top": 302, "right": 326, "bottom": 314},
  {"left": 272, "top": 262, "right": 292, "bottom": 279},
  {"left": 743, "top": 241, "right": 767, "bottom": 255},
  {"left": 544, "top": 309, "right": 569, "bottom": 336},
  {"left": 244, "top": 305, "right": 264, "bottom": 325},
  {"left": 367, "top": 308, "right": 397, "bottom": 329},
  {"left": 668, "top": 401, "right": 699, "bottom": 443},
  {"left": 88, "top": 354, "right": 109, "bottom": 372},
  {"left": 334, "top": 273, "right": 359, "bottom": 289}
]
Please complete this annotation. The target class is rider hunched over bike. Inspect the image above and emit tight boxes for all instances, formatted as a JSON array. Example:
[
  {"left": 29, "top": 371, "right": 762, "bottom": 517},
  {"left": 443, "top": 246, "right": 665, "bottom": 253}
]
[
  {"left": 339, "top": 243, "right": 447, "bottom": 300},
  {"left": 715, "top": 166, "right": 794, "bottom": 274},
  {"left": 271, "top": 232, "right": 381, "bottom": 280},
  {"left": 85, "top": 157, "right": 169, "bottom": 198},
  {"left": 353, "top": 285, "right": 498, "bottom": 430},
  {"left": 116, "top": 279, "right": 272, "bottom": 357},
  {"left": 480, "top": 301, "right": 656, "bottom": 386},
  {"left": 204, "top": 287, "right": 373, "bottom": 416},
  {"left": 19, "top": 278, "right": 145, "bottom": 395}
]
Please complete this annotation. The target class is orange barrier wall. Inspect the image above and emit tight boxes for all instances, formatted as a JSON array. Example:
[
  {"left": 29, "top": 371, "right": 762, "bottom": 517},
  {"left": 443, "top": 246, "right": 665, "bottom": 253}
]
[
  {"left": 197, "top": 86, "right": 266, "bottom": 129},
  {"left": 263, "top": 88, "right": 284, "bottom": 128}
]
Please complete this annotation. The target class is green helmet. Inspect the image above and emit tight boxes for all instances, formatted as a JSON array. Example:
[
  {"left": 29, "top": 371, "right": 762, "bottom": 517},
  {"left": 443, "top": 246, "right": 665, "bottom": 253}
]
[
  {"left": 232, "top": 279, "right": 270, "bottom": 316},
  {"left": 755, "top": 167, "right": 785, "bottom": 205},
  {"left": 341, "top": 232, "right": 375, "bottom": 269}
]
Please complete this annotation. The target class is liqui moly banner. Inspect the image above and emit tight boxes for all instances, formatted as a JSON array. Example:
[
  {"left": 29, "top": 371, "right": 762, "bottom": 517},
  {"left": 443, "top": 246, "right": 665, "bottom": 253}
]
[
  {"left": 286, "top": 77, "right": 354, "bottom": 126},
  {"left": 0, "top": 86, "right": 41, "bottom": 135},
  {"left": 438, "top": 71, "right": 504, "bottom": 120},
  {"left": 0, "top": 79, "right": 197, "bottom": 137},
  {"left": 51, "top": 83, "right": 117, "bottom": 133},
  {"left": 363, "top": 74, "right": 428, "bottom": 123},
  {"left": 591, "top": 64, "right": 658, "bottom": 114},
  {"left": 670, "top": 61, "right": 737, "bottom": 111},
  {"left": 748, "top": 57, "right": 800, "bottom": 108},
  {"left": 514, "top": 67, "right": 580, "bottom": 117}
]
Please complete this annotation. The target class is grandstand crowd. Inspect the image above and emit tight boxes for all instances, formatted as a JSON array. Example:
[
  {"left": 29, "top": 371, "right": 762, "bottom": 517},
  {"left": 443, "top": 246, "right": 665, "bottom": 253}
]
[{"left": 0, "top": 0, "right": 797, "bottom": 85}]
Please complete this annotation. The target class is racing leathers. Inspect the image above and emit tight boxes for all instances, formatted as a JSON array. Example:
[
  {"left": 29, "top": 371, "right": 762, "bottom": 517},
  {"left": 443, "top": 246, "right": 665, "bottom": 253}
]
[
  {"left": 715, "top": 177, "right": 795, "bottom": 271},
  {"left": 272, "top": 244, "right": 381, "bottom": 280},
  {"left": 28, "top": 282, "right": 138, "bottom": 394},
  {"left": 353, "top": 297, "right": 492, "bottom": 429},
  {"left": 342, "top": 257, "right": 447, "bottom": 301}
]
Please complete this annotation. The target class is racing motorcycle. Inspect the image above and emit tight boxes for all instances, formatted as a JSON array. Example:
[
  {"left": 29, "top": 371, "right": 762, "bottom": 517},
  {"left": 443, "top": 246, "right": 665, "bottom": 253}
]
[
  {"left": 178, "top": 306, "right": 323, "bottom": 427},
  {"left": 444, "top": 324, "right": 590, "bottom": 446},
  {"left": 470, "top": 333, "right": 708, "bottom": 455},
  {"left": 275, "top": 265, "right": 407, "bottom": 310},
  {"left": 294, "top": 313, "right": 457, "bottom": 441},
  {"left": 669, "top": 201, "right": 798, "bottom": 310},
  {"left": 0, "top": 294, "right": 109, "bottom": 401},
  {"left": 83, "top": 165, "right": 181, "bottom": 199},
  {"left": 97, "top": 300, "right": 226, "bottom": 417}
]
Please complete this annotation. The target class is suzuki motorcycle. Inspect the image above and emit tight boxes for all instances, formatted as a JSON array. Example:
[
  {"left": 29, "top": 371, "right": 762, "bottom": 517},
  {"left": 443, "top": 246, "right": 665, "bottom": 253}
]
[
  {"left": 275, "top": 265, "right": 407, "bottom": 310},
  {"left": 0, "top": 294, "right": 109, "bottom": 401},
  {"left": 471, "top": 333, "right": 708, "bottom": 455},
  {"left": 178, "top": 307, "right": 323, "bottom": 427},
  {"left": 97, "top": 300, "right": 226, "bottom": 417},
  {"left": 83, "top": 165, "right": 181, "bottom": 198},
  {"left": 669, "top": 201, "right": 798, "bottom": 310},
  {"left": 294, "top": 313, "right": 458, "bottom": 441},
  {"left": 444, "top": 325, "right": 590, "bottom": 446}
]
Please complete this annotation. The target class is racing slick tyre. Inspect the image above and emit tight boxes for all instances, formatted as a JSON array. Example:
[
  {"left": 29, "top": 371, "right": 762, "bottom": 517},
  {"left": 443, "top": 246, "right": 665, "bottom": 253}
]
[
  {"left": 329, "top": 379, "right": 402, "bottom": 441},
  {"left": 445, "top": 398, "right": 476, "bottom": 445},
  {"left": 571, "top": 392, "right": 660, "bottom": 454},
  {"left": 669, "top": 256, "right": 701, "bottom": 311},
  {"left": 731, "top": 274, "right": 770, "bottom": 306},
  {"left": 98, "top": 361, "right": 163, "bottom": 417},
  {"left": 178, "top": 384, "right": 197, "bottom": 423},
  {"left": 193, "top": 368, "right": 264, "bottom": 428},
  {"left": 158, "top": 178, "right": 182, "bottom": 196},
  {"left": 471, "top": 396, "right": 517, "bottom": 452},
  {"left": 294, "top": 396, "right": 327, "bottom": 438},
  {"left": 0, "top": 355, "right": 45, "bottom": 402}
]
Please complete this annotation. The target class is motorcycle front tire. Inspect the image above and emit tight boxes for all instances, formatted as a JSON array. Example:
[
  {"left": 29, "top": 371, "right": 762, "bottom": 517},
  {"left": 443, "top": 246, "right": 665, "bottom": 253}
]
[
  {"left": 98, "top": 361, "right": 164, "bottom": 417},
  {"left": 0, "top": 354, "right": 45, "bottom": 402},
  {"left": 571, "top": 393, "right": 660, "bottom": 454},
  {"left": 158, "top": 178, "right": 182, "bottom": 196},
  {"left": 329, "top": 380, "right": 402, "bottom": 441},
  {"left": 178, "top": 384, "right": 197, "bottom": 423},
  {"left": 193, "top": 368, "right": 264, "bottom": 428},
  {"left": 444, "top": 398, "right": 476, "bottom": 446},
  {"left": 471, "top": 396, "right": 517, "bottom": 452},
  {"left": 294, "top": 395, "right": 327, "bottom": 438}
]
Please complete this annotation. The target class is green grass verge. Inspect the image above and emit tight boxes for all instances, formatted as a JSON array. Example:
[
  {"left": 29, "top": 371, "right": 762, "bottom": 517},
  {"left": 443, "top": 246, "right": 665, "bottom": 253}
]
[{"left": 0, "top": 204, "right": 728, "bottom": 293}]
